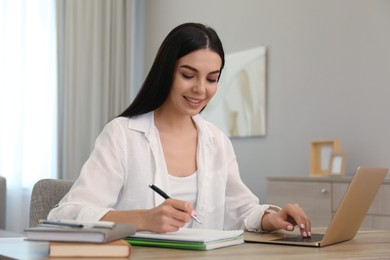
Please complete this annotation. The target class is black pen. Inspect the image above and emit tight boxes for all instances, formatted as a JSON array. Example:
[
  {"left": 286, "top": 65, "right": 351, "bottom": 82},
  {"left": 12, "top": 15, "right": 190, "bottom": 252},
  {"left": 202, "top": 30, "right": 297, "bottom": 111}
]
[{"left": 149, "top": 184, "right": 202, "bottom": 224}]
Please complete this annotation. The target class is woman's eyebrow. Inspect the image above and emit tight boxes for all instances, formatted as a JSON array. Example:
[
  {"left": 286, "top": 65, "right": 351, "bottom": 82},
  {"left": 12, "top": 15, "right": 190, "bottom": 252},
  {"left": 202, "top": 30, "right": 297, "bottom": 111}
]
[{"left": 180, "top": 65, "right": 220, "bottom": 75}]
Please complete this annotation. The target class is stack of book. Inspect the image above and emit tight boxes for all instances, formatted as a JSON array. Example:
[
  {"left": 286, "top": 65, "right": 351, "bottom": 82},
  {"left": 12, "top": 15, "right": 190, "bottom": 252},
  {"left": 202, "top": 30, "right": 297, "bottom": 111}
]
[{"left": 24, "top": 220, "right": 136, "bottom": 258}]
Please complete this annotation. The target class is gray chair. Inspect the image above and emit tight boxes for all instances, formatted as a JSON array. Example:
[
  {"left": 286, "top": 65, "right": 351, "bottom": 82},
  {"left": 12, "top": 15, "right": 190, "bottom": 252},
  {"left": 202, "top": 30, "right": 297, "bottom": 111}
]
[
  {"left": 0, "top": 176, "right": 6, "bottom": 229},
  {"left": 29, "top": 179, "right": 74, "bottom": 227}
]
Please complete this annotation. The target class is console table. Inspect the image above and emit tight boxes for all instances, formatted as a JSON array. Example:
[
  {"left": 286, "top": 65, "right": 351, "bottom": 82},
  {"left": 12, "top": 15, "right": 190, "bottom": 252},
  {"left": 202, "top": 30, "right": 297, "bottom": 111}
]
[{"left": 267, "top": 176, "right": 390, "bottom": 229}]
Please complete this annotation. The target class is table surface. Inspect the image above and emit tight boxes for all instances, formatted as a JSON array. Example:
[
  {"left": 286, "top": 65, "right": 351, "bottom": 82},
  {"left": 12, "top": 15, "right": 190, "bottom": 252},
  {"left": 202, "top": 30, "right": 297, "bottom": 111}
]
[{"left": 1, "top": 228, "right": 390, "bottom": 259}]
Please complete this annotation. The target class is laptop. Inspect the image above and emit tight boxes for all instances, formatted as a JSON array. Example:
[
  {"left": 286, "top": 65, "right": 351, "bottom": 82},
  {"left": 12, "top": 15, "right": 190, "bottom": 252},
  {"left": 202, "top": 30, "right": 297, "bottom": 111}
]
[{"left": 244, "top": 167, "right": 388, "bottom": 247}]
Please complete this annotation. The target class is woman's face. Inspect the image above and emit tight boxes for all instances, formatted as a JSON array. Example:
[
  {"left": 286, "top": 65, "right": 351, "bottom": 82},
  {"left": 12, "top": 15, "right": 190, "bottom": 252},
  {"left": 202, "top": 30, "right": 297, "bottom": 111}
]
[{"left": 165, "top": 48, "right": 222, "bottom": 117}]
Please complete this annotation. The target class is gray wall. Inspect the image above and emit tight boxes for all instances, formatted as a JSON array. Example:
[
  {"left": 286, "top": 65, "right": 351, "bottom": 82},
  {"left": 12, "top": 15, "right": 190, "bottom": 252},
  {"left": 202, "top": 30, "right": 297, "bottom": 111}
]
[{"left": 135, "top": 0, "right": 390, "bottom": 202}]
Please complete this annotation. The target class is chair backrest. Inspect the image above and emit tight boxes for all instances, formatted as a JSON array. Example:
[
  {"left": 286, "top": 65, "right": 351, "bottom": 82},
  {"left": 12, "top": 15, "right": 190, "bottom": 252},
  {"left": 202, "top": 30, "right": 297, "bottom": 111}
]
[
  {"left": 0, "top": 176, "right": 6, "bottom": 229},
  {"left": 29, "top": 179, "right": 74, "bottom": 227}
]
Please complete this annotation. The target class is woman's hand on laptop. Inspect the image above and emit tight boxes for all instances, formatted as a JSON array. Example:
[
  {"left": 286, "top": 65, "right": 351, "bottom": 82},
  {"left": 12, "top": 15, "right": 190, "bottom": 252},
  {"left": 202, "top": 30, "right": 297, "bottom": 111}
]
[{"left": 261, "top": 203, "right": 312, "bottom": 238}]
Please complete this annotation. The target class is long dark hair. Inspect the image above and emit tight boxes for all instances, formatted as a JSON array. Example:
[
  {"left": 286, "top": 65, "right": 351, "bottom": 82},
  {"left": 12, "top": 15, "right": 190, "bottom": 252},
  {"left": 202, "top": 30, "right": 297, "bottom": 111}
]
[{"left": 119, "top": 22, "right": 225, "bottom": 118}]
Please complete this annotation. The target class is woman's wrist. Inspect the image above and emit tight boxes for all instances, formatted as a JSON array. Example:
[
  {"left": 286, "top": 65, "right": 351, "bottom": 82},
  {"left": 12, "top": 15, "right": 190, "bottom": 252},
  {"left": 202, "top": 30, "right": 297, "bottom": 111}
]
[
  {"left": 260, "top": 212, "right": 275, "bottom": 231},
  {"left": 134, "top": 209, "right": 149, "bottom": 231}
]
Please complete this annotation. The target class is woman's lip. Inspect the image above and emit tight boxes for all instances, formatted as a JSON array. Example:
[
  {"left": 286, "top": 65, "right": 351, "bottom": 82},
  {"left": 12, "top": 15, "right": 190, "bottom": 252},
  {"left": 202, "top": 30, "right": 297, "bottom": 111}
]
[{"left": 184, "top": 96, "right": 203, "bottom": 104}]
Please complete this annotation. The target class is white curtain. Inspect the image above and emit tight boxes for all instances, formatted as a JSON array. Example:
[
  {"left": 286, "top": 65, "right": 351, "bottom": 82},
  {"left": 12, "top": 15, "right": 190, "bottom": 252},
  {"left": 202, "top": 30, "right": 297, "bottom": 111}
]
[
  {"left": 56, "top": 0, "right": 133, "bottom": 180},
  {"left": 0, "top": 0, "right": 57, "bottom": 232}
]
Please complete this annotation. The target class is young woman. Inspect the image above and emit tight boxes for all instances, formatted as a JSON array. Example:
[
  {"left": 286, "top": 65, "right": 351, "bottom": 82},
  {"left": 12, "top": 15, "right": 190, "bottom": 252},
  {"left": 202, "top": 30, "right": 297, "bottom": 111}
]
[{"left": 48, "top": 22, "right": 311, "bottom": 237}]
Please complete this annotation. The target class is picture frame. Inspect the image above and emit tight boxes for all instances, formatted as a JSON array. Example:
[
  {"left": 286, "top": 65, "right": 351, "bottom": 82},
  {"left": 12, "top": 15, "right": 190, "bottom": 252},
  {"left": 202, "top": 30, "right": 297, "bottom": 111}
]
[
  {"left": 329, "top": 153, "right": 346, "bottom": 176},
  {"left": 310, "top": 140, "right": 341, "bottom": 176},
  {"left": 201, "top": 46, "right": 267, "bottom": 137}
]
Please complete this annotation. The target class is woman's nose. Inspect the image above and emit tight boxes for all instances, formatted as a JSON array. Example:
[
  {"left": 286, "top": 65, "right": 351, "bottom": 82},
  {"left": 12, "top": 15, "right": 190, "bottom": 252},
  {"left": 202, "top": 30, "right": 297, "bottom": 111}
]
[{"left": 192, "top": 79, "right": 206, "bottom": 94}]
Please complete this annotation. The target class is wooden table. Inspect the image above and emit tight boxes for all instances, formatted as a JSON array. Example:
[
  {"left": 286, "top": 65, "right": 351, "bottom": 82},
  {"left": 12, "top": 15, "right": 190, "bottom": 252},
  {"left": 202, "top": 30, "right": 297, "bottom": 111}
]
[{"left": 1, "top": 229, "right": 390, "bottom": 259}]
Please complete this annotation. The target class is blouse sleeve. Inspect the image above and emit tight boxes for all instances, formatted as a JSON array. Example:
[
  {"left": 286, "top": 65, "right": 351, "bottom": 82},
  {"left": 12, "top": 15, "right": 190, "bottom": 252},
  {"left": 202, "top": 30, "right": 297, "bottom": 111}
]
[
  {"left": 222, "top": 136, "right": 281, "bottom": 231},
  {"left": 48, "top": 119, "right": 128, "bottom": 222}
]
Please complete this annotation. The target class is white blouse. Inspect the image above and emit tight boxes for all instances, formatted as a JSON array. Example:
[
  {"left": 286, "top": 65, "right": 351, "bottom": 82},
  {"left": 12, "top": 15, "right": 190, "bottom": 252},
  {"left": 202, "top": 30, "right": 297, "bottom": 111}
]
[{"left": 48, "top": 112, "right": 279, "bottom": 231}]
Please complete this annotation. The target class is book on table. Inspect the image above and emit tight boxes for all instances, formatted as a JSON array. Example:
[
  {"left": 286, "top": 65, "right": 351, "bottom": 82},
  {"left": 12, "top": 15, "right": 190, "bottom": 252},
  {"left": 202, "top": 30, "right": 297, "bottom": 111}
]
[
  {"left": 48, "top": 239, "right": 131, "bottom": 258},
  {"left": 24, "top": 221, "right": 136, "bottom": 243},
  {"left": 126, "top": 228, "right": 244, "bottom": 250}
]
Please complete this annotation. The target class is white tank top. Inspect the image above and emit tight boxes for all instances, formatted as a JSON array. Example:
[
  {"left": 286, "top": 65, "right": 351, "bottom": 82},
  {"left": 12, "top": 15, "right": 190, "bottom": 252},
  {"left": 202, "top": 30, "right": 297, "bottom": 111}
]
[{"left": 168, "top": 171, "right": 198, "bottom": 208}]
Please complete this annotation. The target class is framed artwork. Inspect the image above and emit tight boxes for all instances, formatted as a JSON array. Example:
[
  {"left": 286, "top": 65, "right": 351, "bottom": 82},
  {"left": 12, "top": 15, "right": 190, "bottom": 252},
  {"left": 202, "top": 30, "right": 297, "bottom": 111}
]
[
  {"left": 201, "top": 46, "right": 267, "bottom": 137},
  {"left": 310, "top": 140, "right": 341, "bottom": 176}
]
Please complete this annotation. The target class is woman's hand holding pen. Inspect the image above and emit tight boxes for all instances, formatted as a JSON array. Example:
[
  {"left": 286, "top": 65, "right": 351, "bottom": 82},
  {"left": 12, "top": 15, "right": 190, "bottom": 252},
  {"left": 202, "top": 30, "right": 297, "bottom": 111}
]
[
  {"left": 101, "top": 184, "right": 200, "bottom": 233},
  {"left": 143, "top": 199, "right": 194, "bottom": 233},
  {"left": 100, "top": 199, "right": 194, "bottom": 233},
  {"left": 261, "top": 203, "right": 312, "bottom": 238}
]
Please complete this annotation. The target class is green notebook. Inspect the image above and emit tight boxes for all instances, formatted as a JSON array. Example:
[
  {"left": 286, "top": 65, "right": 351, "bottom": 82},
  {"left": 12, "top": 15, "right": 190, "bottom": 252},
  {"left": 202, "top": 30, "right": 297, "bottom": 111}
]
[{"left": 126, "top": 228, "right": 244, "bottom": 251}]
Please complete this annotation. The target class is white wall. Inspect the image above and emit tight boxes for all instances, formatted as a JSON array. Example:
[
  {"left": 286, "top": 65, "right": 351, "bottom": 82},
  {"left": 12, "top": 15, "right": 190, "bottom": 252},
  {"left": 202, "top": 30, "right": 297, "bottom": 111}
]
[{"left": 136, "top": 0, "right": 390, "bottom": 202}]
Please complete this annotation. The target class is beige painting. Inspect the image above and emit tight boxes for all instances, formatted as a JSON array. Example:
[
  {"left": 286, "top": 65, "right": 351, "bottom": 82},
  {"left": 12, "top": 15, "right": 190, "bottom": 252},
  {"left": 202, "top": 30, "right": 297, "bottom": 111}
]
[{"left": 202, "top": 46, "right": 266, "bottom": 137}]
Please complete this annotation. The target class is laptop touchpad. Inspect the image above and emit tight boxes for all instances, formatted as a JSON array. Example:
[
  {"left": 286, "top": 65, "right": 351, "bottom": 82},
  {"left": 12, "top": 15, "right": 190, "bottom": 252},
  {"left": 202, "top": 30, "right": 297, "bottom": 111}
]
[{"left": 274, "top": 233, "right": 324, "bottom": 242}]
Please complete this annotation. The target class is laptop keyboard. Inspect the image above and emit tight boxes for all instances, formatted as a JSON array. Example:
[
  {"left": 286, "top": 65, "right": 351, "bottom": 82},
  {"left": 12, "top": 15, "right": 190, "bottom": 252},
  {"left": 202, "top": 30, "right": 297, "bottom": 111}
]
[{"left": 274, "top": 233, "right": 324, "bottom": 242}]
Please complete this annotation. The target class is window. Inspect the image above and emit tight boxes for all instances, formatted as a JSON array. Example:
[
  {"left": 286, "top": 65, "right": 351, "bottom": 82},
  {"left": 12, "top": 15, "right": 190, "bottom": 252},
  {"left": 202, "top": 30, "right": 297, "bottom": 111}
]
[{"left": 0, "top": 0, "right": 57, "bottom": 232}]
